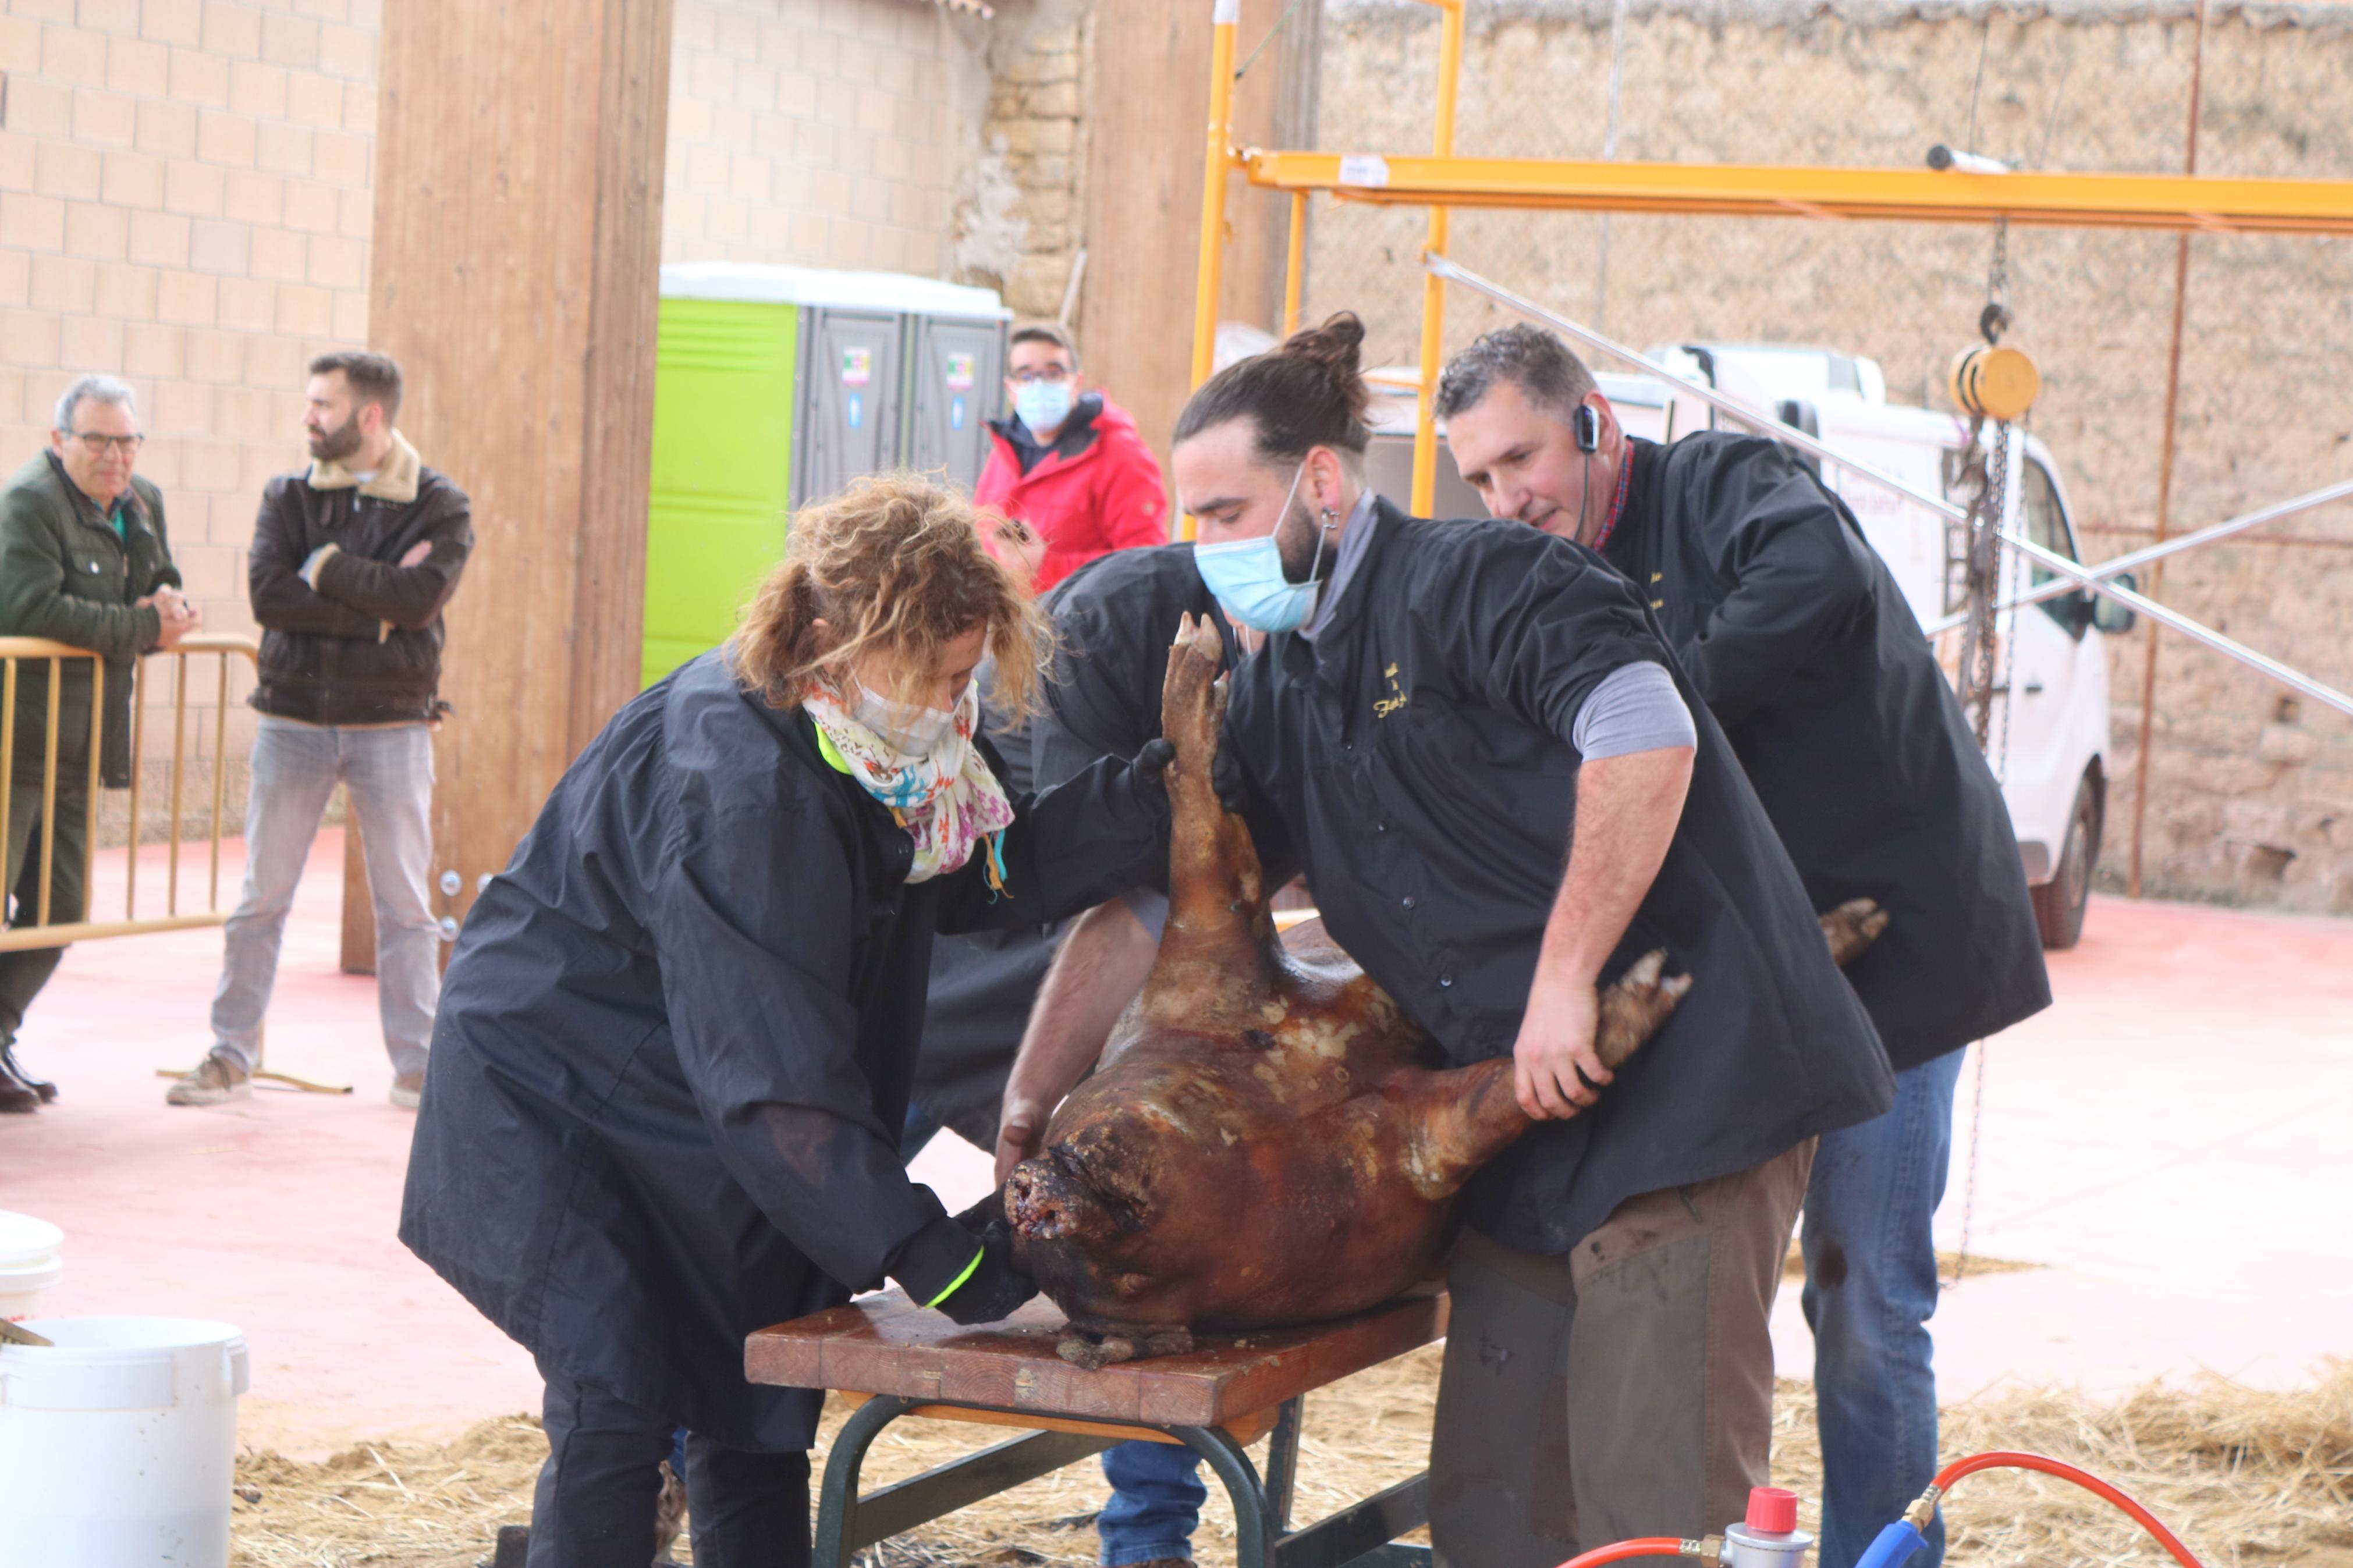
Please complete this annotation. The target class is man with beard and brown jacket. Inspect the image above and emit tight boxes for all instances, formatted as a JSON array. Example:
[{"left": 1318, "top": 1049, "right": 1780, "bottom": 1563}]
[{"left": 166, "top": 351, "right": 473, "bottom": 1110}]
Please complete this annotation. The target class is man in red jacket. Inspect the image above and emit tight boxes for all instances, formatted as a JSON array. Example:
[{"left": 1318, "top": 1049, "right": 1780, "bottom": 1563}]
[{"left": 977, "top": 323, "right": 1169, "bottom": 593}]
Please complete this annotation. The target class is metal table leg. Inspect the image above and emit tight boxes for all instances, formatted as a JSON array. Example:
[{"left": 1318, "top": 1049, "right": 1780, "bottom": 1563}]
[
  {"left": 814, "top": 1395, "right": 910, "bottom": 1568},
  {"left": 812, "top": 1396, "right": 1117, "bottom": 1568},
  {"left": 812, "top": 1393, "right": 1424, "bottom": 1568},
  {"left": 1175, "top": 1421, "right": 1277, "bottom": 1568},
  {"left": 1264, "top": 1396, "right": 1304, "bottom": 1532}
]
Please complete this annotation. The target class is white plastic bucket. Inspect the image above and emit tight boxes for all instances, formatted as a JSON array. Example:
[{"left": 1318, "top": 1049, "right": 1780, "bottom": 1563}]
[
  {"left": 0, "top": 1210, "right": 63, "bottom": 1323},
  {"left": 0, "top": 1317, "right": 250, "bottom": 1568},
  {"left": 0, "top": 1255, "right": 64, "bottom": 1320}
]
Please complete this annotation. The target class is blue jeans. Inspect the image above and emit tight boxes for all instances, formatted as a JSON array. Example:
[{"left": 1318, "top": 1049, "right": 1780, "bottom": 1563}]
[
  {"left": 211, "top": 719, "right": 439, "bottom": 1076},
  {"left": 1098, "top": 1439, "right": 1205, "bottom": 1566},
  {"left": 1801, "top": 1049, "right": 1967, "bottom": 1568}
]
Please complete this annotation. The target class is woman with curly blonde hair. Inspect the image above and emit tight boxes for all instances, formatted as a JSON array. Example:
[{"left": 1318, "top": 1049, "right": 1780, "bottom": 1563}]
[{"left": 401, "top": 475, "right": 1176, "bottom": 1568}]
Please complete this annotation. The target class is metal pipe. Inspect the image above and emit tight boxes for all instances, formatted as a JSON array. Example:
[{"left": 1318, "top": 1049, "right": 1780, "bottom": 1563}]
[
  {"left": 1185, "top": 1, "right": 1243, "bottom": 543},
  {"left": 1433, "top": 252, "right": 1970, "bottom": 515},
  {"left": 1191, "top": 3, "right": 1240, "bottom": 395},
  {"left": 2131, "top": 0, "right": 2213, "bottom": 898},
  {"left": 210, "top": 653, "right": 228, "bottom": 907},
  {"left": 0, "top": 911, "right": 230, "bottom": 955},
  {"left": 84, "top": 657, "right": 102, "bottom": 923},
  {"left": 1410, "top": 0, "right": 1465, "bottom": 517},
  {"left": 1283, "top": 189, "right": 1308, "bottom": 336},
  {"left": 0, "top": 660, "right": 14, "bottom": 894},
  {"left": 168, "top": 652, "right": 187, "bottom": 917},
  {"left": 1426, "top": 251, "right": 2353, "bottom": 719},
  {"left": 1921, "top": 477, "right": 2353, "bottom": 635},
  {"left": 38, "top": 659, "right": 60, "bottom": 927},
  {"left": 126, "top": 656, "right": 144, "bottom": 918}
]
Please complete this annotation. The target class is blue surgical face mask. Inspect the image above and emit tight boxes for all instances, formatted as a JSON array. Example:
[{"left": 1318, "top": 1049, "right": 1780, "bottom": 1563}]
[
  {"left": 1191, "top": 463, "right": 1333, "bottom": 634},
  {"left": 1013, "top": 379, "right": 1074, "bottom": 435}
]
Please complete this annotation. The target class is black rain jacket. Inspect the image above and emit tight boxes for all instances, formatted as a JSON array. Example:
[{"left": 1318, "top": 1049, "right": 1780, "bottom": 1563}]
[
  {"left": 912, "top": 546, "right": 1236, "bottom": 1149},
  {"left": 1221, "top": 501, "right": 1894, "bottom": 1257},
  {"left": 398, "top": 651, "right": 1171, "bottom": 1449},
  {"left": 1604, "top": 435, "right": 2050, "bottom": 1069}
]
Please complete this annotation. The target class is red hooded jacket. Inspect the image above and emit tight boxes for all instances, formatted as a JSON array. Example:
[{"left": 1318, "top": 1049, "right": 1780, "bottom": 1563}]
[{"left": 975, "top": 393, "right": 1169, "bottom": 592}]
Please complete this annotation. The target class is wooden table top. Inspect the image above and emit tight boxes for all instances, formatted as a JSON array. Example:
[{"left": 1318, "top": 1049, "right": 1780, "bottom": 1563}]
[{"left": 747, "top": 1290, "right": 1447, "bottom": 1430}]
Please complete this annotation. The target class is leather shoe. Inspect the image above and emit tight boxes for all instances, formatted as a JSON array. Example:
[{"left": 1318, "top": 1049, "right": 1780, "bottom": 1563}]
[
  {"left": 0, "top": 1057, "right": 38, "bottom": 1115},
  {"left": 0, "top": 1038, "right": 56, "bottom": 1103}
]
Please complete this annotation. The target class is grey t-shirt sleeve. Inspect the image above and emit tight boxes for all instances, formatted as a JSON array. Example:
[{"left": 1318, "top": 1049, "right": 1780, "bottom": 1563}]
[
  {"left": 1121, "top": 886, "right": 1171, "bottom": 943},
  {"left": 1570, "top": 660, "right": 1698, "bottom": 760}
]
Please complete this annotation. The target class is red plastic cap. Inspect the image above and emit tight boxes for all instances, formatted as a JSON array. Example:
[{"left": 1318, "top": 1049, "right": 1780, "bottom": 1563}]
[{"left": 1747, "top": 1487, "right": 1800, "bottom": 1535}]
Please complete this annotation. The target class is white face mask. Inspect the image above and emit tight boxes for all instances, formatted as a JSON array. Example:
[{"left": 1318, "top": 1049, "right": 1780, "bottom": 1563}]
[{"left": 853, "top": 681, "right": 960, "bottom": 758}]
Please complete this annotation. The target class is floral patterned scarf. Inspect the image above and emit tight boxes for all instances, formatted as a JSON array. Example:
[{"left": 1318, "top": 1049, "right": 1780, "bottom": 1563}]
[{"left": 801, "top": 681, "right": 1014, "bottom": 889}]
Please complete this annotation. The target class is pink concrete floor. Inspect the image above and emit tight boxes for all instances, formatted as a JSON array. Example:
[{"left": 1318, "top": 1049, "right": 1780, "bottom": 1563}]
[{"left": 3, "top": 833, "right": 2348, "bottom": 1459}]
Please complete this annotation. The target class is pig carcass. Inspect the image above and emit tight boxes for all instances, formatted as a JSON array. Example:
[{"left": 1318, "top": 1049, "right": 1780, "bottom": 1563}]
[{"left": 1005, "top": 616, "right": 1883, "bottom": 1366}]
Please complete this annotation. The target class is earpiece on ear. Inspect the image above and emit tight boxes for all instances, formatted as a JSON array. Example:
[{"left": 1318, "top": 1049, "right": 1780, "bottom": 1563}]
[{"left": 1575, "top": 404, "right": 1601, "bottom": 454}]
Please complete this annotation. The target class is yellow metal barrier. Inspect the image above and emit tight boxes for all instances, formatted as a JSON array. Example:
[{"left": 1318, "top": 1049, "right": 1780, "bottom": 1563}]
[{"left": 0, "top": 633, "right": 261, "bottom": 954}]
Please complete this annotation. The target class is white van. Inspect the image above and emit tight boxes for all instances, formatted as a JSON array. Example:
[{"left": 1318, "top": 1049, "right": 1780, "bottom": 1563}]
[{"left": 1362, "top": 343, "right": 2131, "bottom": 948}]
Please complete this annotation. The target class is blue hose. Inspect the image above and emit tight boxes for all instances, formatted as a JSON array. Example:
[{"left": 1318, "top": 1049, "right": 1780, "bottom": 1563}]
[{"left": 1853, "top": 1520, "right": 1929, "bottom": 1568}]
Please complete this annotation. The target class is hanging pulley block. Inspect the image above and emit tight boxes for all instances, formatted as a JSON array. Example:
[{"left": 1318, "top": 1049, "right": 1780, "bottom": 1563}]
[{"left": 1950, "top": 344, "right": 2040, "bottom": 422}]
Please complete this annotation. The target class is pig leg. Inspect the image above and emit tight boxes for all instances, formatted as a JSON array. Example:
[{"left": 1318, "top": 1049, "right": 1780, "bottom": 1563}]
[{"left": 1058, "top": 1324, "right": 1197, "bottom": 1369}]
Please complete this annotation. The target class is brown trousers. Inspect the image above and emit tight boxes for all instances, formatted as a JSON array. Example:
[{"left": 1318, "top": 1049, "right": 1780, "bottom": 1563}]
[{"left": 1428, "top": 1140, "right": 1815, "bottom": 1568}]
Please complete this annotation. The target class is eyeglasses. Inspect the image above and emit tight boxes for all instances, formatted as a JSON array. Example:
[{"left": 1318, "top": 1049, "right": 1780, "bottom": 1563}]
[
  {"left": 1009, "top": 367, "right": 1073, "bottom": 386},
  {"left": 64, "top": 432, "right": 145, "bottom": 456}
]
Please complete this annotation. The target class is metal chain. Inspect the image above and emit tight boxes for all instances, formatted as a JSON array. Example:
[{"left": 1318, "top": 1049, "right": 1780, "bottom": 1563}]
[
  {"left": 1981, "top": 219, "right": 2014, "bottom": 344},
  {"left": 1958, "top": 421, "right": 2010, "bottom": 749},
  {"left": 1950, "top": 418, "right": 2016, "bottom": 1289},
  {"left": 1949, "top": 1039, "right": 1990, "bottom": 1287}
]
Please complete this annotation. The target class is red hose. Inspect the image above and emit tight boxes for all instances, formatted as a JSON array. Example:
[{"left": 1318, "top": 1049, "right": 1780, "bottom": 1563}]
[
  {"left": 1932, "top": 1450, "right": 2205, "bottom": 1568},
  {"left": 1554, "top": 1540, "right": 1691, "bottom": 1568}
]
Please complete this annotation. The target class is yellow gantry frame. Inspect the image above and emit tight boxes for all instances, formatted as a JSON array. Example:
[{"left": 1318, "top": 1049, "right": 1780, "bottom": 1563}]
[{"left": 1184, "top": 0, "right": 2353, "bottom": 514}]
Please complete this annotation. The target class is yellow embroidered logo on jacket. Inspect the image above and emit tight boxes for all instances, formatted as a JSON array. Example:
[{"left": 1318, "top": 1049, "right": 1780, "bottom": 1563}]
[{"left": 1374, "top": 662, "right": 1411, "bottom": 719}]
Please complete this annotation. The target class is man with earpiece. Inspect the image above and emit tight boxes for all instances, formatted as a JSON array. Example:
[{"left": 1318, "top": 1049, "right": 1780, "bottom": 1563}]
[
  {"left": 976, "top": 322, "right": 1172, "bottom": 593},
  {"left": 1439, "top": 325, "right": 2051, "bottom": 1568}
]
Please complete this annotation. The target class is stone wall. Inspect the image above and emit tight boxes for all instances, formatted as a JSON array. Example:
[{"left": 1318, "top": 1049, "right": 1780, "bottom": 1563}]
[
  {"left": 661, "top": 0, "right": 994, "bottom": 275},
  {"left": 954, "top": 0, "right": 1087, "bottom": 320},
  {"left": 1309, "top": 1, "right": 2353, "bottom": 912}
]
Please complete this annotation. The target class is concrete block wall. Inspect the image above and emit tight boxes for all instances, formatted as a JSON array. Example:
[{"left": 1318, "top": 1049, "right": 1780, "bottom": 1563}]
[
  {"left": 1, "top": 0, "right": 384, "bottom": 844},
  {"left": 659, "top": 0, "right": 992, "bottom": 275},
  {"left": 3, "top": 0, "right": 997, "bottom": 848}
]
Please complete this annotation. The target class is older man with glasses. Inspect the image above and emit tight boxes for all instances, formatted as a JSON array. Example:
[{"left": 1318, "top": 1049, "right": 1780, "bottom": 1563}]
[{"left": 0, "top": 374, "right": 198, "bottom": 1112}]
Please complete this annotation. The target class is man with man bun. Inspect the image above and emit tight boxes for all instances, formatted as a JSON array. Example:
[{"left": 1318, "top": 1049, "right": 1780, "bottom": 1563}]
[{"left": 1167, "top": 314, "right": 1894, "bottom": 1566}]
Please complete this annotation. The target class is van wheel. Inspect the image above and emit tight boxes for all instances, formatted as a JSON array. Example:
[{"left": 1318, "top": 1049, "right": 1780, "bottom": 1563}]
[{"left": 2032, "top": 775, "right": 2100, "bottom": 950}]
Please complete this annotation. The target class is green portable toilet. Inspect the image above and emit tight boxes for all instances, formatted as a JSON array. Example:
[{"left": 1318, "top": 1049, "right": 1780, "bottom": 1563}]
[{"left": 642, "top": 263, "right": 1012, "bottom": 687}]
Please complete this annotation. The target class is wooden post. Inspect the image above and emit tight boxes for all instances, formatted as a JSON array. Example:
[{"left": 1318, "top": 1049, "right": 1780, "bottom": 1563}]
[
  {"left": 1083, "top": 1, "right": 1291, "bottom": 472},
  {"left": 361, "top": 0, "right": 674, "bottom": 945}
]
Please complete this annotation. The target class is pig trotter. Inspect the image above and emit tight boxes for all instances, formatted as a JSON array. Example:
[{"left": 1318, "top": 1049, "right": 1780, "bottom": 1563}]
[
  {"left": 1057, "top": 1325, "right": 1195, "bottom": 1370},
  {"left": 1057, "top": 1331, "right": 1128, "bottom": 1370},
  {"left": 1819, "top": 898, "right": 1891, "bottom": 968},
  {"left": 1596, "top": 948, "right": 1694, "bottom": 1071}
]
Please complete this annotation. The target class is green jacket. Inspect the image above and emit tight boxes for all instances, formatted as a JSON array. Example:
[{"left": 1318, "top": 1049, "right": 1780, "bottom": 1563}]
[{"left": 0, "top": 451, "right": 180, "bottom": 791}]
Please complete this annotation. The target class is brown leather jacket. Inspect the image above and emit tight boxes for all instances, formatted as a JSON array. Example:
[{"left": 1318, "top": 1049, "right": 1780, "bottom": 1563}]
[{"left": 249, "top": 432, "right": 473, "bottom": 726}]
